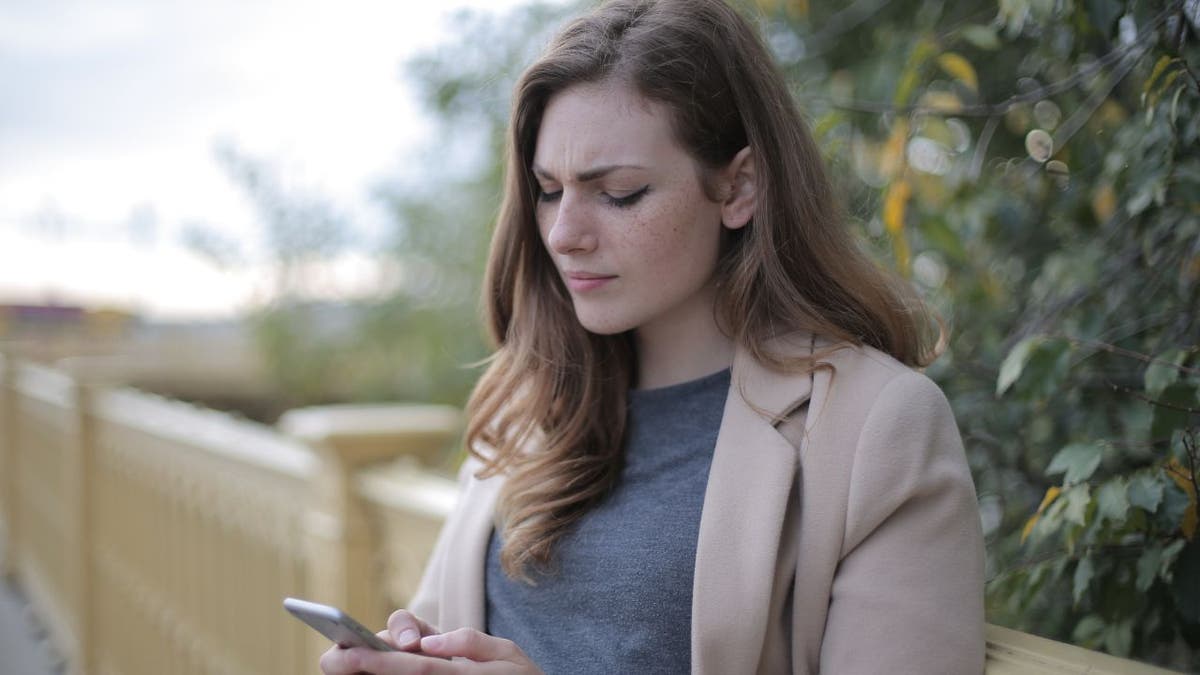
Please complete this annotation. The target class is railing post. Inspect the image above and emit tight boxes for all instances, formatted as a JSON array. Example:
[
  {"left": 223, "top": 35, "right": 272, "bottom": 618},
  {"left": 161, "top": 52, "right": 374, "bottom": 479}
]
[
  {"left": 0, "top": 351, "right": 18, "bottom": 580},
  {"left": 279, "top": 404, "right": 460, "bottom": 659},
  {"left": 62, "top": 366, "right": 104, "bottom": 675}
]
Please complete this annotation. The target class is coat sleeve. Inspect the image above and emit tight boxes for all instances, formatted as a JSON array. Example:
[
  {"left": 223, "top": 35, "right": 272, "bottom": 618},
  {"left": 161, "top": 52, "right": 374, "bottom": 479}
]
[{"left": 818, "top": 370, "right": 985, "bottom": 674}]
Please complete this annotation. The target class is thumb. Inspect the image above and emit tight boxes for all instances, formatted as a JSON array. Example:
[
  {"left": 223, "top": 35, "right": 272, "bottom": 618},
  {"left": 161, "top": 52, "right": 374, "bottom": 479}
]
[{"left": 387, "top": 609, "right": 438, "bottom": 650}]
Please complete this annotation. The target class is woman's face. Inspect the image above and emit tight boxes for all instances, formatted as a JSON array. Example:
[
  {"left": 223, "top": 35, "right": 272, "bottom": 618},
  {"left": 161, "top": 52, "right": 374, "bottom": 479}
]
[{"left": 532, "top": 82, "right": 733, "bottom": 338}]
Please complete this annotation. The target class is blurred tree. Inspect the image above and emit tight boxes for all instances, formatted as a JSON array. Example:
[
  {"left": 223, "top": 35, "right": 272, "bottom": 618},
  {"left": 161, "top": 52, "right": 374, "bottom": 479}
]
[
  {"left": 195, "top": 3, "right": 581, "bottom": 415},
  {"left": 751, "top": 0, "right": 1198, "bottom": 667},
  {"left": 365, "top": 0, "right": 586, "bottom": 406}
]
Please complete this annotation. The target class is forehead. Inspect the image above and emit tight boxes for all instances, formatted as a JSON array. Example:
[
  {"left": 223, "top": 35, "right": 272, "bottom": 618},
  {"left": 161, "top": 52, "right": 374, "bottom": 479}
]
[{"left": 533, "top": 82, "right": 684, "bottom": 173}]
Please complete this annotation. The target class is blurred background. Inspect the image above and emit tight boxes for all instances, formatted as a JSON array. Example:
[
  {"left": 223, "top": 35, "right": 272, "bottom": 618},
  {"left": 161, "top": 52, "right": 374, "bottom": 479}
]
[{"left": 1, "top": 0, "right": 1197, "bottom": 672}]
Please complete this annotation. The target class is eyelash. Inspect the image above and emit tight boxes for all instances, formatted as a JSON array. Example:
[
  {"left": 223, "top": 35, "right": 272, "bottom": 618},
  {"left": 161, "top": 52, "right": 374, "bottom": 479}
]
[{"left": 536, "top": 185, "right": 650, "bottom": 209}]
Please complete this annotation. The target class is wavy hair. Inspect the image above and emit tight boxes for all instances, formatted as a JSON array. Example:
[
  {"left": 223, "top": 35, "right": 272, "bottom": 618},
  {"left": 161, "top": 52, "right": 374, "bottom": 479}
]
[{"left": 466, "top": 0, "right": 939, "bottom": 581}]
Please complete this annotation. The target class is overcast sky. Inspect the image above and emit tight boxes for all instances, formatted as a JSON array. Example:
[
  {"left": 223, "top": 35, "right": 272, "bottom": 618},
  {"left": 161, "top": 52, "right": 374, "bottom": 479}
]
[{"left": 0, "top": 0, "right": 529, "bottom": 320}]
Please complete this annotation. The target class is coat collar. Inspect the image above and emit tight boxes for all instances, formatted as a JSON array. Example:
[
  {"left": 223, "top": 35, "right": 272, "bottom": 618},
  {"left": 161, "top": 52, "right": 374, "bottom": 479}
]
[{"left": 690, "top": 332, "right": 814, "bottom": 674}]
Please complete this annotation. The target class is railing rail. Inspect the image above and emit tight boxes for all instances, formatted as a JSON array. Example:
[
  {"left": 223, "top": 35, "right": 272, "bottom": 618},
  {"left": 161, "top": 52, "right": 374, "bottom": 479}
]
[
  {"left": 0, "top": 352, "right": 460, "bottom": 675},
  {"left": 0, "top": 352, "right": 1179, "bottom": 674}
]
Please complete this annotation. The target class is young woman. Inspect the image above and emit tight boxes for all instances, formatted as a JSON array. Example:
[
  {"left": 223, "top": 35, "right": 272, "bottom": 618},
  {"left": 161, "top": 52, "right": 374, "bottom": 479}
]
[{"left": 321, "top": 0, "right": 985, "bottom": 673}]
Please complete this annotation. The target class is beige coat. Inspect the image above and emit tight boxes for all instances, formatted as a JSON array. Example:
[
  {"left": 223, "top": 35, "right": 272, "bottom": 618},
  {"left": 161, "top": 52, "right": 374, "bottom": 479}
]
[{"left": 409, "top": 334, "right": 985, "bottom": 674}]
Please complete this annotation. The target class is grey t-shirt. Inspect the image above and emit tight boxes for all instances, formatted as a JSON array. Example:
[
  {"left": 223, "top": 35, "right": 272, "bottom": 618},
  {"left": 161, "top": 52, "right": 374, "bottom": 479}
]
[{"left": 484, "top": 367, "right": 731, "bottom": 675}]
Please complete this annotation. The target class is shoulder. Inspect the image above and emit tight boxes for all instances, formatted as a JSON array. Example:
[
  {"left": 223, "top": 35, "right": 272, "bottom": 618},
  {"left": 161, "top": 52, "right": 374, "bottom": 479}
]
[
  {"left": 802, "top": 340, "right": 965, "bottom": 499},
  {"left": 802, "top": 342, "right": 973, "bottom": 549},
  {"left": 810, "top": 339, "right": 950, "bottom": 426}
]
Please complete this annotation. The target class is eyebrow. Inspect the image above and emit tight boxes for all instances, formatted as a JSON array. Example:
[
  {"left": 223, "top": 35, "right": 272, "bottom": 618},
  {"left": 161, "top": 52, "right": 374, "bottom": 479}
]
[{"left": 531, "top": 163, "right": 646, "bottom": 183}]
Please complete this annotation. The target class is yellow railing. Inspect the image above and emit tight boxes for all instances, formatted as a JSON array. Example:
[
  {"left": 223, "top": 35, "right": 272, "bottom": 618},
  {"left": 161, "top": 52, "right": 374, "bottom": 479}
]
[
  {"left": 0, "top": 353, "right": 1178, "bottom": 674},
  {"left": 0, "top": 352, "right": 458, "bottom": 675}
]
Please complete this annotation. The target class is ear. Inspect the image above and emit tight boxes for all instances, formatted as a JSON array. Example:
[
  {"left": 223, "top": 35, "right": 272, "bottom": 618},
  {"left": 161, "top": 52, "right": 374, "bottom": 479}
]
[{"left": 720, "top": 146, "right": 756, "bottom": 231}]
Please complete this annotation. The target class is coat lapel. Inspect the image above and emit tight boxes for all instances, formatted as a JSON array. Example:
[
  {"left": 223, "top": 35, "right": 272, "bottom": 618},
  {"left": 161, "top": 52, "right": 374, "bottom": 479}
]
[
  {"left": 691, "top": 335, "right": 813, "bottom": 674},
  {"left": 441, "top": 464, "right": 503, "bottom": 630}
]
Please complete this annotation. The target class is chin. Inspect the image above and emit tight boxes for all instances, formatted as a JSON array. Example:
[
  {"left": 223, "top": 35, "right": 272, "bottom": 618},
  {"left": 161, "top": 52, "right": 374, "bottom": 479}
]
[
  {"left": 573, "top": 308, "right": 638, "bottom": 336},
  {"left": 577, "top": 319, "right": 630, "bottom": 336}
]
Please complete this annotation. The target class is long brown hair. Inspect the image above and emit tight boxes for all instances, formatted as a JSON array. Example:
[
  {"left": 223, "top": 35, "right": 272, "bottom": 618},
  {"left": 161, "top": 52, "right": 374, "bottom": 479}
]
[{"left": 467, "top": 0, "right": 938, "bottom": 581}]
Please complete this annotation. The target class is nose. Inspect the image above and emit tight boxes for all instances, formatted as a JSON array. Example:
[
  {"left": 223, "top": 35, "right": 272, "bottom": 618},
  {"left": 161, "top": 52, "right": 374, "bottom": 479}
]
[{"left": 545, "top": 192, "right": 597, "bottom": 255}]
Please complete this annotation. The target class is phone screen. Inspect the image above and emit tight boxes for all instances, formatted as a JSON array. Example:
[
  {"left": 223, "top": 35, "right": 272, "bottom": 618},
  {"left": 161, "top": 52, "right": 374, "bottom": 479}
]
[{"left": 283, "top": 597, "right": 396, "bottom": 652}]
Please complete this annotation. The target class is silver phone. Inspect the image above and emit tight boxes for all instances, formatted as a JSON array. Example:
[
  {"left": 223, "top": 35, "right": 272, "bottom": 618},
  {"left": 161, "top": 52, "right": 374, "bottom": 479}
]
[{"left": 283, "top": 597, "right": 396, "bottom": 652}]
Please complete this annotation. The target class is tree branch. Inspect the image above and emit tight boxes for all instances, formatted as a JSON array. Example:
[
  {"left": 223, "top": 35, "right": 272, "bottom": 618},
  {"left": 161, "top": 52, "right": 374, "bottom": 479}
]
[
  {"left": 1065, "top": 337, "right": 1200, "bottom": 376},
  {"left": 811, "top": 1, "right": 1183, "bottom": 118}
]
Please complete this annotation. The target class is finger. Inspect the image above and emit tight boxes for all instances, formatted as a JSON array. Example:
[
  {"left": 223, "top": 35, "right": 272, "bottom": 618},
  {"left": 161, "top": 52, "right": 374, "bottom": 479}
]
[
  {"left": 375, "top": 630, "right": 400, "bottom": 648},
  {"left": 321, "top": 644, "right": 457, "bottom": 675},
  {"left": 419, "top": 628, "right": 520, "bottom": 663},
  {"left": 387, "top": 609, "right": 439, "bottom": 650},
  {"left": 319, "top": 644, "right": 369, "bottom": 675}
]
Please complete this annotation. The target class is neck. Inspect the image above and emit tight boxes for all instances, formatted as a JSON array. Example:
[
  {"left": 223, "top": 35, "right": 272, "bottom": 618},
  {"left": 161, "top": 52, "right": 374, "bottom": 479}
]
[{"left": 633, "top": 287, "right": 734, "bottom": 390}]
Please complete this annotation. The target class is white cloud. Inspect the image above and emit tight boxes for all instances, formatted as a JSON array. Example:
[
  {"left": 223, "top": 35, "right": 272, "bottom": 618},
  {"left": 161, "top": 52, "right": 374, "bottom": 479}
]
[{"left": 0, "top": 0, "right": 538, "bottom": 319}]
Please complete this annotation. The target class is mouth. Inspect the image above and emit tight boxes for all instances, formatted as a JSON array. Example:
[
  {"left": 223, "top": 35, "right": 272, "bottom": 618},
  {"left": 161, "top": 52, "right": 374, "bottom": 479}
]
[{"left": 564, "top": 271, "right": 617, "bottom": 292}]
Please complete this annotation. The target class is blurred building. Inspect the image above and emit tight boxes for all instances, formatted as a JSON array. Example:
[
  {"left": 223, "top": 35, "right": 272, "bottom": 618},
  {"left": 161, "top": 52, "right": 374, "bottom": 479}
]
[{"left": 0, "top": 302, "right": 274, "bottom": 419}]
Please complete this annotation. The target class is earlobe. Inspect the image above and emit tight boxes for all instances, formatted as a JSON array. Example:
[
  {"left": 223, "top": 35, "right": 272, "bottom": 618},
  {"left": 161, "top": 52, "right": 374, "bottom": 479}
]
[{"left": 721, "top": 146, "right": 756, "bottom": 231}]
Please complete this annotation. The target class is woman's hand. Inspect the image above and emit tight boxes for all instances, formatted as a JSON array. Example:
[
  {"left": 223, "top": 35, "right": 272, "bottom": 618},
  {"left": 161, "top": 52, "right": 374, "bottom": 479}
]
[{"left": 320, "top": 610, "right": 543, "bottom": 675}]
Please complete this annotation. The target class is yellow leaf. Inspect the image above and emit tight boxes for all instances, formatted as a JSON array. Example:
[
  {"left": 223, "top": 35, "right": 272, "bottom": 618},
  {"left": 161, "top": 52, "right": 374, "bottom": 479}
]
[
  {"left": 1144, "top": 56, "right": 1175, "bottom": 97},
  {"left": 894, "top": 37, "right": 937, "bottom": 106},
  {"left": 789, "top": 0, "right": 809, "bottom": 18},
  {"left": 1166, "top": 459, "right": 1198, "bottom": 540},
  {"left": 937, "top": 52, "right": 979, "bottom": 92},
  {"left": 1091, "top": 183, "right": 1116, "bottom": 223},
  {"left": 1039, "top": 485, "right": 1063, "bottom": 511},
  {"left": 879, "top": 120, "right": 909, "bottom": 179},
  {"left": 892, "top": 233, "right": 911, "bottom": 276},
  {"left": 883, "top": 180, "right": 911, "bottom": 234},
  {"left": 919, "top": 90, "right": 964, "bottom": 114},
  {"left": 1095, "top": 100, "right": 1127, "bottom": 128},
  {"left": 1022, "top": 486, "right": 1062, "bottom": 544},
  {"left": 1148, "top": 70, "right": 1183, "bottom": 108}
]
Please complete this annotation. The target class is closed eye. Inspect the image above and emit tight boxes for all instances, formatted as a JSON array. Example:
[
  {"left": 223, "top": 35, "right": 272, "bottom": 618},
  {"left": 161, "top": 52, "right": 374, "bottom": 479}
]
[
  {"left": 537, "top": 188, "right": 562, "bottom": 203},
  {"left": 604, "top": 185, "right": 650, "bottom": 208}
]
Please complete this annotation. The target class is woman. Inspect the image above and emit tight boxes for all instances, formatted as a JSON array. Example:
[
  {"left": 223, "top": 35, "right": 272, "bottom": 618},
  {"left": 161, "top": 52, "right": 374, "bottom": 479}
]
[{"left": 322, "top": 0, "right": 984, "bottom": 673}]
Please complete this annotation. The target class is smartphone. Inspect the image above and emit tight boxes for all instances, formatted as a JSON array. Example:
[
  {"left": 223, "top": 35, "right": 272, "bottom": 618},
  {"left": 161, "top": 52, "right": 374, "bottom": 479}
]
[{"left": 283, "top": 597, "right": 396, "bottom": 652}]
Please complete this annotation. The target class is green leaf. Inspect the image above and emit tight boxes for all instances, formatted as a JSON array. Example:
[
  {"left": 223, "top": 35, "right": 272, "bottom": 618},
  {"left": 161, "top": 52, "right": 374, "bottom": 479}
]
[
  {"left": 1073, "top": 555, "right": 1095, "bottom": 604},
  {"left": 1063, "top": 484, "right": 1092, "bottom": 526},
  {"left": 960, "top": 24, "right": 1000, "bottom": 50},
  {"left": 1127, "top": 182, "right": 1157, "bottom": 215},
  {"left": 1047, "top": 442, "right": 1103, "bottom": 485},
  {"left": 1128, "top": 472, "right": 1165, "bottom": 513},
  {"left": 1075, "top": 612, "right": 1099, "bottom": 643},
  {"left": 997, "top": 336, "right": 1041, "bottom": 396},
  {"left": 1145, "top": 349, "right": 1186, "bottom": 398},
  {"left": 1137, "top": 544, "right": 1163, "bottom": 591},
  {"left": 893, "top": 37, "right": 937, "bottom": 106},
  {"left": 1162, "top": 538, "right": 1186, "bottom": 577},
  {"left": 1150, "top": 383, "right": 1196, "bottom": 442},
  {"left": 1072, "top": 614, "right": 1106, "bottom": 646},
  {"left": 1019, "top": 339, "right": 1072, "bottom": 399},
  {"left": 1159, "top": 479, "right": 1192, "bottom": 531},
  {"left": 920, "top": 219, "right": 967, "bottom": 261},
  {"left": 1096, "top": 478, "right": 1130, "bottom": 525},
  {"left": 1103, "top": 619, "right": 1133, "bottom": 657}
]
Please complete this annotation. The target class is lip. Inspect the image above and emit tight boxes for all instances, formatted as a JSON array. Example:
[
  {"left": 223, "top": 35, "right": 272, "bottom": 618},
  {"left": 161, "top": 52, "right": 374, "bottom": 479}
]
[{"left": 564, "top": 271, "right": 617, "bottom": 292}]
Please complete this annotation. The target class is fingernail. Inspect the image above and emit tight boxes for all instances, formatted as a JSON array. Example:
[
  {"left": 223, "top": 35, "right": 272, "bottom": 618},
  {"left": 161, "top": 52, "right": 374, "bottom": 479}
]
[
  {"left": 421, "top": 634, "right": 444, "bottom": 650},
  {"left": 398, "top": 629, "right": 419, "bottom": 645}
]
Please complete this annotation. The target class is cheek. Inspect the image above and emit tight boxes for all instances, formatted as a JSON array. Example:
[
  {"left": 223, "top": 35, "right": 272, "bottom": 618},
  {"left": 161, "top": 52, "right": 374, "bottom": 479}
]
[
  {"left": 627, "top": 200, "right": 722, "bottom": 273},
  {"left": 534, "top": 205, "right": 553, "bottom": 244}
]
